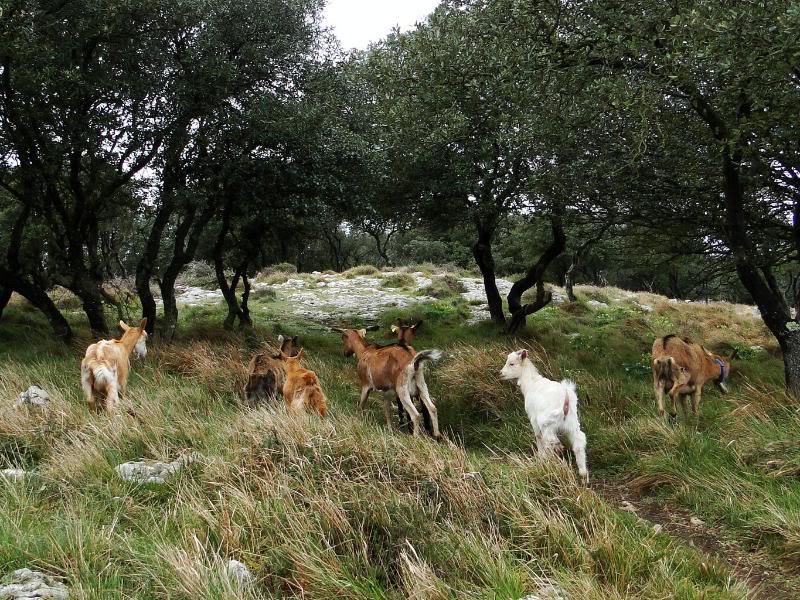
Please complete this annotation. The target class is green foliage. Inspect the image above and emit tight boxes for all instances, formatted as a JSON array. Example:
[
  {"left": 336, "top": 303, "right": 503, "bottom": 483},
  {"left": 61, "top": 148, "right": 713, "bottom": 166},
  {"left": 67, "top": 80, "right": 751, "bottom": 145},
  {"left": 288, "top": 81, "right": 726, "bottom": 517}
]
[
  {"left": 422, "top": 274, "right": 467, "bottom": 299},
  {"left": 380, "top": 273, "right": 416, "bottom": 289},
  {"left": 343, "top": 265, "right": 380, "bottom": 278}
]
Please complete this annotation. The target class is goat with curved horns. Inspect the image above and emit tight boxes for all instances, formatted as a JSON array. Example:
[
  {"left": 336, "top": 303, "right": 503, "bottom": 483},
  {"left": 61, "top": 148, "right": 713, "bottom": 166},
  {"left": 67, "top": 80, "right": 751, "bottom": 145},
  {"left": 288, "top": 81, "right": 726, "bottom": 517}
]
[
  {"left": 335, "top": 327, "right": 442, "bottom": 437},
  {"left": 81, "top": 318, "right": 148, "bottom": 414}
]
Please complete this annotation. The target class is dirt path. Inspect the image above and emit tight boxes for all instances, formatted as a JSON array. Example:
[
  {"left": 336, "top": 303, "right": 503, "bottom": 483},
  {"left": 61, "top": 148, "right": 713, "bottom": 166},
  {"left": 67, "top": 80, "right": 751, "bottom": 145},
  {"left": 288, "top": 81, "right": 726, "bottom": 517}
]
[{"left": 595, "top": 480, "right": 800, "bottom": 599}]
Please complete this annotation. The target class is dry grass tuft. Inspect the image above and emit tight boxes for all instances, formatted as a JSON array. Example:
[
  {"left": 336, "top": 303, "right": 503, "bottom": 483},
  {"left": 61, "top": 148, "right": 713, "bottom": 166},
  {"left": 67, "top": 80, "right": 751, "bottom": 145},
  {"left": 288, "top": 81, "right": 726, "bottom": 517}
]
[
  {"left": 437, "top": 341, "right": 559, "bottom": 417},
  {"left": 155, "top": 342, "right": 248, "bottom": 398}
]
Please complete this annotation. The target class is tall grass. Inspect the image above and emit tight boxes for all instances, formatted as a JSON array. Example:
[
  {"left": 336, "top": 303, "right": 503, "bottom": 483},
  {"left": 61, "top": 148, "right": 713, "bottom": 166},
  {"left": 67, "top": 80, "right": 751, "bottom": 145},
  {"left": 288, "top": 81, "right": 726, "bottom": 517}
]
[{"left": 0, "top": 282, "right": 797, "bottom": 597}]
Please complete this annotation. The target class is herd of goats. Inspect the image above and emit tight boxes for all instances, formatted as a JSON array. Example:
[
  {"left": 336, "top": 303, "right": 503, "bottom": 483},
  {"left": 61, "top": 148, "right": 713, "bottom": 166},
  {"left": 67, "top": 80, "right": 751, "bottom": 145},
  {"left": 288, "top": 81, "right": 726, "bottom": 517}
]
[{"left": 79, "top": 317, "right": 737, "bottom": 485}]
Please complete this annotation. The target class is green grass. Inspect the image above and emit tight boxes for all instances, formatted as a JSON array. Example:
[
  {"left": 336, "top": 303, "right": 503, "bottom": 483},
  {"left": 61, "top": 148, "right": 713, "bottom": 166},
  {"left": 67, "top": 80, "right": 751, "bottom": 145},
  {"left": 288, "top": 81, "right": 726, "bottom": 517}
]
[{"left": 0, "top": 286, "right": 798, "bottom": 598}]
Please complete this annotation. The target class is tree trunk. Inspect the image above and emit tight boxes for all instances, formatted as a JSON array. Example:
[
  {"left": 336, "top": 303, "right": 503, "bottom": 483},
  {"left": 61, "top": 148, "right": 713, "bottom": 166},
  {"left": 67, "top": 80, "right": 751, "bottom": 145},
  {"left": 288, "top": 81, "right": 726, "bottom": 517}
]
[
  {"left": 80, "top": 291, "right": 108, "bottom": 336},
  {"left": 472, "top": 225, "right": 506, "bottom": 326},
  {"left": 720, "top": 149, "right": 800, "bottom": 392},
  {"left": 0, "top": 286, "right": 12, "bottom": 320},
  {"left": 159, "top": 276, "right": 180, "bottom": 341},
  {"left": 0, "top": 267, "right": 72, "bottom": 341},
  {"left": 564, "top": 256, "right": 578, "bottom": 302},
  {"left": 781, "top": 331, "right": 800, "bottom": 396},
  {"left": 136, "top": 204, "right": 172, "bottom": 335},
  {"left": 506, "top": 215, "right": 566, "bottom": 333}
]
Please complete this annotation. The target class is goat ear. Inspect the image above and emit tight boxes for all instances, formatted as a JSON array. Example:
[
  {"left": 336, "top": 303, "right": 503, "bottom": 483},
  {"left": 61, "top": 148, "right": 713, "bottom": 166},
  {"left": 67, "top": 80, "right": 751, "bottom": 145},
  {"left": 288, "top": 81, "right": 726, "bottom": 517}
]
[
  {"left": 138, "top": 318, "right": 147, "bottom": 330},
  {"left": 358, "top": 328, "right": 367, "bottom": 338},
  {"left": 391, "top": 324, "right": 399, "bottom": 333},
  {"left": 729, "top": 349, "right": 739, "bottom": 361},
  {"left": 519, "top": 349, "right": 528, "bottom": 361},
  {"left": 277, "top": 335, "right": 285, "bottom": 344},
  {"left": 119, "top": 320, "right": 130, "bottom": 332},
  {"left": 412, "top": 321, "right": 422, "bottom": 331},
  {"left": 292, "top": 336, "right": 298, "bottom": 344}
]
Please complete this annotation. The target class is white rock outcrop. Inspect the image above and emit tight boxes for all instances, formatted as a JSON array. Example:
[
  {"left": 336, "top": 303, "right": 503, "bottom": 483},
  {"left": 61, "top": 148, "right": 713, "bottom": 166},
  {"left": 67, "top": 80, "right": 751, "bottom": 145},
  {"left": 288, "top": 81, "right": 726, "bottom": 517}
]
[
  {"left": 14, "top": 386, "right": 50, "bottom": 409},
  {"left": 0, "top": 469, "right": 26, "bottom": 483},
  {"left": 115, "top": 453, "right": 200, "bottom": 485},
  {"left": 224, "top": 560, "right": 254, "bottom": 587},
  {"left": 0, "top": 568, "right": 69, "bottom": 599}
]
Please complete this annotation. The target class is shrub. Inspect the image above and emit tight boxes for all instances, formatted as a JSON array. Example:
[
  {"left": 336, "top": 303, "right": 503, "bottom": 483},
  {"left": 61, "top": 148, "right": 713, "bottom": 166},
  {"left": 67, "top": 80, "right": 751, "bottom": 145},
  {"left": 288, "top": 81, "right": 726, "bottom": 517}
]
[
  {"left": 259, "top": 262, "right": 297, "bottom": 276},
  {"left": 49, "top": 286, "right": 83, "bottom": 311},
  {"left": 423, "top": 275, "right": 466, "bottom": 299},
  {"left": 381, "top": 273, "right": 416, "bottom": 289},
  {"left": 177, "top": 261, "right": 218, "bottom": 290},
  {"left": 263, "top": 273, "right": 289, "bottom": 285},
  {"left": 382, "top": 299, "right": 470, "bottom": 327},
  {"left": 343, "top": 265, "right": 380, "bottom": 278},
  {"left": 249, "top": 287, "right": 277, "bottom": 302}
]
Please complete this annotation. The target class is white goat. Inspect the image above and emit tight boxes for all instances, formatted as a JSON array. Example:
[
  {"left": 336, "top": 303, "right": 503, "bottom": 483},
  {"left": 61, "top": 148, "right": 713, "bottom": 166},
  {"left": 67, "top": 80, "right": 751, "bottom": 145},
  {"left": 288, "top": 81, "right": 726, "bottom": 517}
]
[{"left": 500, "top": 349, "right": 589, "bottom": 483}]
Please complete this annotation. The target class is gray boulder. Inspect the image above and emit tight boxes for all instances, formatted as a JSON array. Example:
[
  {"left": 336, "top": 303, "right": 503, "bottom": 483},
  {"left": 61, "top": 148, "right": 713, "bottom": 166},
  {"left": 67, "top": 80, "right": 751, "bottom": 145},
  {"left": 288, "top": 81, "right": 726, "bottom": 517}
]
[
  {"left": 0, "top": 569, "right": 68, "bottom": 599},
  {"left": 14, "top": 386, "right": 50, "bottom": 409}
]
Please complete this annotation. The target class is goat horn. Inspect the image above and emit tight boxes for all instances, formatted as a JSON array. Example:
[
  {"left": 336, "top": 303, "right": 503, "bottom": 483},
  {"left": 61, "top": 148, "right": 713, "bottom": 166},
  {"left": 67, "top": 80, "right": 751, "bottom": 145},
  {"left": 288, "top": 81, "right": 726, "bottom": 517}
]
[
  {"left": 365, "top": 324, "right": 380, "bottom": 331},
  {"left": 330, "top": 327, "right": 344, "bottom": 333}
]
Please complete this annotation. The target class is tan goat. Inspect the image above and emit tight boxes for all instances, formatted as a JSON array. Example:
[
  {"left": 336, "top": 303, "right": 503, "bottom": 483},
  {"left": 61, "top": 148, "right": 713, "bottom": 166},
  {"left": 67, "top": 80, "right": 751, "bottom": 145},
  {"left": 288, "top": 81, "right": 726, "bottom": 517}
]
[
  {"left": 81, "top": 318, "right": 148, "bottom": 413},
  {"left": 338, "top": 328, "right": 441, "bottom": 437},
  {"left": 244, "top": 335, "right": 299, "bottom": 405},
  {"left": 281, "top": 349, "right": 327, "bottom": 417},
  {"left": 652, "top": 334, "right": 736, "bottom": 419}
]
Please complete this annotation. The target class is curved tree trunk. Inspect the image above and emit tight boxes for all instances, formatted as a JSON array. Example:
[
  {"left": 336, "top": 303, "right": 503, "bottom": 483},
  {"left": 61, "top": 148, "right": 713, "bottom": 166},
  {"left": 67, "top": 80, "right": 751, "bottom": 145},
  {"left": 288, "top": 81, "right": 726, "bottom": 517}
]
[
  {"left": 472, "top": 224, "right": 506, "bottom": 327},
  {"left": 0, "top": 286, "right": 12, "bottom": 320},
  {"left": 0, "top": 267, "right": 72, "bottom": 341},
  {"left": 564, "top": 257, "right": 578, "bottom": 302},
  {"left": 506, "top": 215, "right": 566, "bottom": 334},
  {"left": 721, "top": 148, "right": 800, "bottom": 394}
]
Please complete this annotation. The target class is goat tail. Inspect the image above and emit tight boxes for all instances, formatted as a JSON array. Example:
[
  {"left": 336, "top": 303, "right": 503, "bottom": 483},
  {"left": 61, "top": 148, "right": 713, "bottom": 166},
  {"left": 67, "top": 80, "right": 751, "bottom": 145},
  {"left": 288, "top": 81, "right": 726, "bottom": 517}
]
[
  {"left": 307, "top": 387, "right": 327, "bottom": 417},
  {"left": 92, "top": 364, "right": 117, "bottom": 389},
  {"left": 411, "top": 349, "right": 443, "bottom": 372},
  {"left": 653, "top": 356, "right": 675, "bottom": 381},
  {"left": 562, "top": 379, "right": 579, "bottom": 417}
]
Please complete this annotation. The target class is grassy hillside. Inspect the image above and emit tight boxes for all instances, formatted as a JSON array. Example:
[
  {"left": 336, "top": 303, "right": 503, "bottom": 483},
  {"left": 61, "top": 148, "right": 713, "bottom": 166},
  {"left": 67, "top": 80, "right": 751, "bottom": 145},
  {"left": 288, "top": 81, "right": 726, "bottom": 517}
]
[{"left": 1, "top": 277, "right": 798, "bottom": 599}]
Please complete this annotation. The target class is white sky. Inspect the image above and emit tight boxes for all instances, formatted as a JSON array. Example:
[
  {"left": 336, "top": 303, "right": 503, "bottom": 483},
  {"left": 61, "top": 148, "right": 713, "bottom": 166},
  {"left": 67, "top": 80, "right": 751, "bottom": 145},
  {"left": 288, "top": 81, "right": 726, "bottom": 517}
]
[{"left": 323, "top": 0, "right": 440, "bottom": 50}]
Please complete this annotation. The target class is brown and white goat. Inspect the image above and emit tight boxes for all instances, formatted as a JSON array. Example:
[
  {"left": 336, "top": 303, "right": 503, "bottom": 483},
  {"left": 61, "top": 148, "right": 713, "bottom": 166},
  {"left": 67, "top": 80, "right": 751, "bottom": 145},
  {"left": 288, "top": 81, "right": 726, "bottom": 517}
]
[
  {"left": 390, "top": 320, "right": 433, "bottom": 432},
  {"left": 81, "top": 318, "right": 148, "bottom": 413},
  {"left": 281, "top": 348, "right": 327, "bottom": 417},
  {"left": 652, "top": 334, "right": 736, "bottom": 419},
  {"left": 338, "top": 328, "right": 441, "bottom": 437},
  {"left": 244, "top": 335, "right": 299, "bottom": 405}
]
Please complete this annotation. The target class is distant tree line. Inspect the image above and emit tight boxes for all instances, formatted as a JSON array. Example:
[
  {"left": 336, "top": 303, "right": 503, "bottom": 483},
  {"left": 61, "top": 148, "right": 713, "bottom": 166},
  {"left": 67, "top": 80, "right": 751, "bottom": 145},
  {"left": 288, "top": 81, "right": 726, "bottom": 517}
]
[{"left": 1, "top": 0, "right": 798, "bottom": 391}]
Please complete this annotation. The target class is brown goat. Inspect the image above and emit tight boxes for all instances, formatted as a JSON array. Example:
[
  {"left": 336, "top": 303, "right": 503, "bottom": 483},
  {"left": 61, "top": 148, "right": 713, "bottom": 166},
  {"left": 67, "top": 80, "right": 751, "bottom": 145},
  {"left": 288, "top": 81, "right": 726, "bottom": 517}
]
[
  {"left": 81, "top": 318, "right": 148, "bottom": 413},
  {"left": 338, "top": 328, "right": 441, "bottom": 437},
  {"left": 391, "top": 318, "right": 422, "bottom": 346},
  {"left": 390, "top": 320, "right": 433, "bottom": 433},
  {"left": 652, "top": 334, "right": 736, "bottom": 419},
  {"left": 281, "top": 348, "right": 327, "bottom": 417},
  {"left": 244, "top": 335, "right": 299, "bottom": 406}
]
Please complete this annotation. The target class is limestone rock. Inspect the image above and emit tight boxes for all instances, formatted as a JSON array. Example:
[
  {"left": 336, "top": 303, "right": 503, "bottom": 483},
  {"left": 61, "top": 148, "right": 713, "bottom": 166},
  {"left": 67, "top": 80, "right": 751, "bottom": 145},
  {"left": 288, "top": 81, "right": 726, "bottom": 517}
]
[
  {"left": 115, "top": 452, "right": 200, "bottom": 484},
  {"left": 14, "top": 386, "right": 50, "bottom": 409},
  {"left": 224, "top": 560, "right": 253, "bottom": 586},
  {"left": 0, "top": 469, "right": 26, "bottom": 483},
  {"left": 0, "top": 568, "right": 68, "bottom": 599}
]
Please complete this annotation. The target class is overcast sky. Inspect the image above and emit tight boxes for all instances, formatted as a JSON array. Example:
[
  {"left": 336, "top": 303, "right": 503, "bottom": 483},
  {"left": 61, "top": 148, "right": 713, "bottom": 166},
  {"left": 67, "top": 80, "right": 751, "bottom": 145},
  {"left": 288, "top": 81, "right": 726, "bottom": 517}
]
[{"left": 323, "top": 0, "right": 440, "bottom": 50}]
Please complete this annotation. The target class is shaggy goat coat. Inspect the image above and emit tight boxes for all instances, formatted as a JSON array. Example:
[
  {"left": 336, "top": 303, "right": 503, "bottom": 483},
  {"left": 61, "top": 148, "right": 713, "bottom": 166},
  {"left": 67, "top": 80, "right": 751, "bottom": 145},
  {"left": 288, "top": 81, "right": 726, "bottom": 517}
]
[
  {"left": 81, "top": 319, "right": 148, "bottom": 413},
  {"left": 500, "top": 350, "right": 589, "bottom": 483},
  {"left": 281, "top": 350, "right": 327, "bottom": 417}
]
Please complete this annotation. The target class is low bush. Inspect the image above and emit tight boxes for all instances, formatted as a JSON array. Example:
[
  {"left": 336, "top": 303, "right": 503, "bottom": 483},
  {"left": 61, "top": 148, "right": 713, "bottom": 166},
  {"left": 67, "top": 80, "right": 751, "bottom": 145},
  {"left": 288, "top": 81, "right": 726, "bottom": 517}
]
[
  {"left": 423, "top": 274, "right": 466, "bottom": 299},
  {"left": 381, "top": 273, "right": 416, "bottom": 289},
  {"left": 343, "top": 264, "right": 380, "bottom": 278}
]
